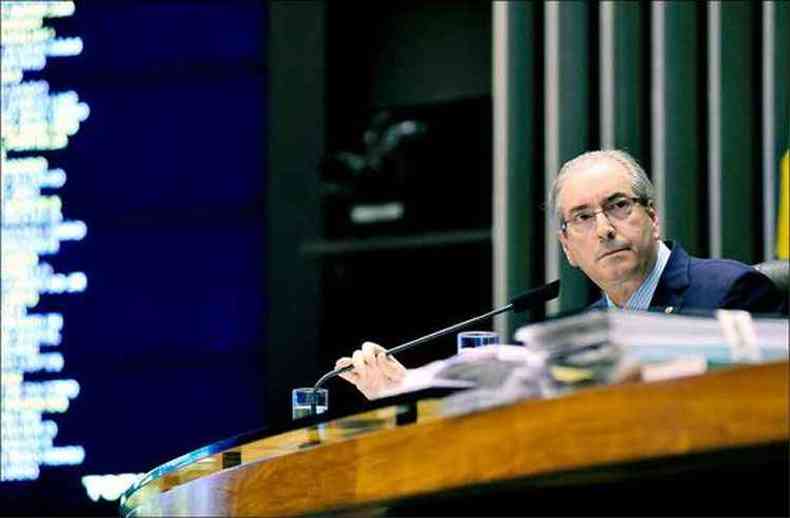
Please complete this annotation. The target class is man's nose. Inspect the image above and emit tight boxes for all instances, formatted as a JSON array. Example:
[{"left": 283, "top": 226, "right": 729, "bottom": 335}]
[{"left": 594, "top": 211, "right": 616, "bottom": 240}]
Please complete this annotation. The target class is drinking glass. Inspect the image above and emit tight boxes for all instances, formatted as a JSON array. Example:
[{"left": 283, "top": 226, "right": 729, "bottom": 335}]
[{"left": 291, "top": 388, "right": 328, "bottom": 420}]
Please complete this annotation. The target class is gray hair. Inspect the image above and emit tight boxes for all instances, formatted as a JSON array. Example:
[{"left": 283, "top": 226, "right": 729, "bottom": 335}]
[{"left": 549, "top": 149, "right": 655, "bottom": 222}]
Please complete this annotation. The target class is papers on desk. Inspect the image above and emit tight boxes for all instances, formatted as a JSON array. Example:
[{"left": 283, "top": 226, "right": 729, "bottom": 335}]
[
  {"left": 374, "top": 359, "right": 476, "bottom": 399},
  {"left": 373, "top": 346, "right": 539, "bottom": 400},
  {"left": 513, "top": 308, "right": 789, "bottom": 365},
  {"left": 513, "top": 308, "right": 788, "bottom": 386},
  {"left": 372, "top": 310, "right": 788, "bottom": 408},
  {"left": 374, "top": 345, "right": 552, "bottom": 419}
]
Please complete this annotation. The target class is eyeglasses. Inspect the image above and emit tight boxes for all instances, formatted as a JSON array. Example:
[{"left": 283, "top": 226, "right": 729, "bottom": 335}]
[{"left": 561, "top": 196, "right": 648, "bottom": 234}]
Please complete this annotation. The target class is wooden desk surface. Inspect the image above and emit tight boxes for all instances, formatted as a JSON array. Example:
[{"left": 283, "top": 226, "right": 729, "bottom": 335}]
[{"left": 121, "top": 362, "right": 789, "bottom": 517}]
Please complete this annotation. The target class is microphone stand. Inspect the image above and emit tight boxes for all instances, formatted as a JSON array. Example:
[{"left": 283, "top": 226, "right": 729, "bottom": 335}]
[
  {"left": 314, "top": 304, "right": 511, "bottom": 389},
  {"left": 313, "top": 280, "right": 560, "bottom": 389}
]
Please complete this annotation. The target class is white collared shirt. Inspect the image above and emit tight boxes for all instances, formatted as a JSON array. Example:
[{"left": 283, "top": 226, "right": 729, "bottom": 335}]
[{"left": 605, "top": 240, "right": 671, "bottom": 311}]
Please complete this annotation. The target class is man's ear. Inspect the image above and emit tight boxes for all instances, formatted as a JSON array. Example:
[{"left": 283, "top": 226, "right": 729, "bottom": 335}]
[
  {"left": 558, "top": 230, "right": 578, "bottom": 268},
  {"left": 646, "top": 201, "right": 661, "bottom": 240}
]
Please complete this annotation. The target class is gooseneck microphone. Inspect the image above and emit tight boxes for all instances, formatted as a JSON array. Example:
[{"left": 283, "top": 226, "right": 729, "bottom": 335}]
[{"left": 312, "top": 280, "right": 560, "bottom": 389}]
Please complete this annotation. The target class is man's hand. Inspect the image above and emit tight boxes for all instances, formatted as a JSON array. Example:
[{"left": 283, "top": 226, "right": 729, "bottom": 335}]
[{"left": 335, "top": 342, "right": 407, "bottom": 400}]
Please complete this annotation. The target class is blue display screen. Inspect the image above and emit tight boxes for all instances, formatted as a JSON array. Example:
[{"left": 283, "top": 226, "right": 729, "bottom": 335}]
[{"left": 0, "top": 2, "right": 268, "bottom": 514}]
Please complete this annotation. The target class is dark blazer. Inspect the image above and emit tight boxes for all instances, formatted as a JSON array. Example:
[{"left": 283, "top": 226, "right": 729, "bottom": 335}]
[{"left": 590, "top": 241, "right": 783, "bottom": 314}]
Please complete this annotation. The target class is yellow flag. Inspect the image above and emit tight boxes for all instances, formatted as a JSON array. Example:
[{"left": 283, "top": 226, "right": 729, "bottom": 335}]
[{"left": 778, "top": 151, "right": 789, "bottom": 259}]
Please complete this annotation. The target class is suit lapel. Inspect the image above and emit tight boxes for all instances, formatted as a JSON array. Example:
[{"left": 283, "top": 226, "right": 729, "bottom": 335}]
[{"left": 648, "top": 241, "right": 690, "bottom": 312}]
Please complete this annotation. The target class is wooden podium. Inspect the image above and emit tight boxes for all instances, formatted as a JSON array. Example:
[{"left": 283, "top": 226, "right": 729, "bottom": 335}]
[{"left": 121, "top": 362, "right": 788, "bottom": 517}]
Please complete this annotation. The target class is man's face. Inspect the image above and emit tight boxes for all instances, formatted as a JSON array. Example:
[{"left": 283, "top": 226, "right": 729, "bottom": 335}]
[{"left": 557, "top": 157, "right": 660, "bottom": 290}]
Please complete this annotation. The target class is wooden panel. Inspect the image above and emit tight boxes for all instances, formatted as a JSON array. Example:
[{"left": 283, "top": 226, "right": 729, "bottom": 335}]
[
  {"left": 123, "top": 362, "right": 788, "bottom": 517},
  {"left": 612, "top": 2, "right": 649, "bottom": 164},
  {"left": 719, "top": 1, "right": 761, "bottom": 263},
  {"left": 554, "top": 1, "right": 597, "bottom": 312},
  {"left": 663, "top": 2, "right": 706, "bottom": 257},
  {"left": 495, "top": 1, "right": 545, "bottom": 339}
]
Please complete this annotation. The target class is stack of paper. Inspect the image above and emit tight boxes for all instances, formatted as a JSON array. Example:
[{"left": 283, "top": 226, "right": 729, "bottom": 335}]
[
  {"left": 372, "top": 310, "right": 788, "bottom": 405},
  {"left": 514, "top": 308, "right": 789, "bottom": 368}
]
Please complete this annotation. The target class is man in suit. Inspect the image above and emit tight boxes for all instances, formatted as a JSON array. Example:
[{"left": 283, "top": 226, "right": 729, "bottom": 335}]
[
  {"left": 336, "top": 149, "right": 783, "bottom": 399},
  {"left": 554, "top": 150, "right": 780, "bottom": 313}
]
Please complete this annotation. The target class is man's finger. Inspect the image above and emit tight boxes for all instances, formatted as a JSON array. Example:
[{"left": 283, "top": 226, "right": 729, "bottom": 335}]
[
  {"left": 351, "top": 350, "right": 369, "bottom": 382},
  {"left": 363, "top": 341, "right": 387, "bottom": 354},
  {"left": 335, "top": 357, "right": 358, "bottom": 381},
  {"left": 335, "top": 357, "right": 353, "bottom": 369},
  {"left": 361, "top": 342, "right": 381, "bottom": 366}
]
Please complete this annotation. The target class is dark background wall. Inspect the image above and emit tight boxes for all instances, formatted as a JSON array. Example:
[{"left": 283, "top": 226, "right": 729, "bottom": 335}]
[{"left": 265, "top": 0, "right": 494, "bottom": 421}]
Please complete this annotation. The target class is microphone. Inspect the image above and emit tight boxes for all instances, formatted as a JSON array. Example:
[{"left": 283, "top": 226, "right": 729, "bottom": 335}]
[{"left": 312, "top": 280, "right": 560, "bottom": 389}]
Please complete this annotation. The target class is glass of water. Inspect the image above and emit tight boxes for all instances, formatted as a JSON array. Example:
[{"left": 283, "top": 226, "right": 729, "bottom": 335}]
[
  {"left": 457, "top": 331, "right": 500, "bottom": 354},
  {"left": 292, "top": 388, "right": 328, "bottom": 420}
]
